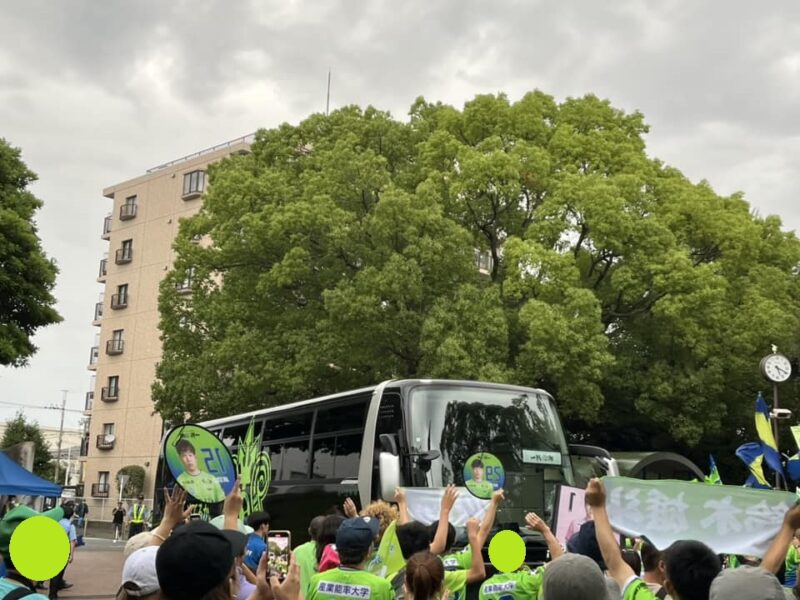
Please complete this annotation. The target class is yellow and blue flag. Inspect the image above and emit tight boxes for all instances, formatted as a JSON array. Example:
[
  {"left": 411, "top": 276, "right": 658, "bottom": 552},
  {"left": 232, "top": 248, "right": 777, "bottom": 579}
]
[
  {"left": 755, "top": 392, "right": 784, "bottom": 475},
  {"left": 704, "top": 455, "right": 722, "bottom": 485},
  {"left": 787, "top": 453, "right": 800, "bottom": 482},
  {"left": 736, "top": 442, "right": 771, "bottom": 489}
]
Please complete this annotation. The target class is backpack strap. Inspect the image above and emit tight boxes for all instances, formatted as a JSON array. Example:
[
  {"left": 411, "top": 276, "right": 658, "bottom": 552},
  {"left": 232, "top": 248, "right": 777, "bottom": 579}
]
[
  {"left": 656, "top": 586, "right": 668, "bottom": 600},
  {"left": 4, "top": 587, "right": 35, "bottom": 600}
]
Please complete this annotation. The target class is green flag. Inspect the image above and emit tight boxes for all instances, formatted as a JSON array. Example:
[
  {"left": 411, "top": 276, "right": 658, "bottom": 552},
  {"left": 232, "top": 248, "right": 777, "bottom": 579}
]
[{"left": 366, "top": 520, "right": 406, "bottom": 579}]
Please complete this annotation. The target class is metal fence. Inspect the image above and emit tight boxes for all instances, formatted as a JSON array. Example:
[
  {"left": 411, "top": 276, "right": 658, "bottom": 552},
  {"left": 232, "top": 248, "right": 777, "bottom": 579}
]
[{"left": 76, "top": 496, "right": 156, "bottom": 525}]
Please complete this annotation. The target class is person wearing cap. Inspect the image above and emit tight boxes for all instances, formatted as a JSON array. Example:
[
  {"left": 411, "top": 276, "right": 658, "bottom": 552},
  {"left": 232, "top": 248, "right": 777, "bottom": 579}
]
[
  {"left": 117, "top": 546, "right": 159, "bottom": 600},
  {"left": 129, "top": 496, "right": 147, "bottom": 539},
  {"left": 0, "top": 504, "right": 64, "bottom": 600},
  {"left": 307, "top": 517, "right": 393, "bottom": 600}
]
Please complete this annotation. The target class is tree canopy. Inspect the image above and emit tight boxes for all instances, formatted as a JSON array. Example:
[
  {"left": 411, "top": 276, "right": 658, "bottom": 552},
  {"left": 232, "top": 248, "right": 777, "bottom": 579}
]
[
  {"left": 153, "top": 92, "right": 800, "bottom": 459},
  {"left": 0, "top": 412, "right": 55, "bottom": 480},
  {"left": 0, "top": 138, "right": 61, "bottom": 366}
]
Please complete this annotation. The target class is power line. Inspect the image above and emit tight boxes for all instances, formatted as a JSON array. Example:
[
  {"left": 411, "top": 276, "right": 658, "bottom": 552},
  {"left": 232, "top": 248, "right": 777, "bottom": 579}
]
[{"left": 0, "top": 399, "right": 83, "bottom": 414}]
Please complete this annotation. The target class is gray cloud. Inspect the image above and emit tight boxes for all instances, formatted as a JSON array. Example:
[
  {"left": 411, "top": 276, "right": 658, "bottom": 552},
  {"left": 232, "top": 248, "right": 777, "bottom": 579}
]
[{"left": 1, "top": 0, "right": 798, "bottom": 427}]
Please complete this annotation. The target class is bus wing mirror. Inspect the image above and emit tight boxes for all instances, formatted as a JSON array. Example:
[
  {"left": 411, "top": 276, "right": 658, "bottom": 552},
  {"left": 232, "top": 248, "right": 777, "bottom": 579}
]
[
  {"left": 379, "top": 434, "right": 399, "bottom": 456},
  {"left": 379, "top": 452, "right": 401, "bottom": 501}
]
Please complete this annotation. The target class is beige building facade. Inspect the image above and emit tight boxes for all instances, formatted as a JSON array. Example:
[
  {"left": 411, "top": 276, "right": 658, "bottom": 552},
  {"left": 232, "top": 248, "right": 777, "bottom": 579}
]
[{"left": 82, "top": 135, "right": 253, "bottom": 510}]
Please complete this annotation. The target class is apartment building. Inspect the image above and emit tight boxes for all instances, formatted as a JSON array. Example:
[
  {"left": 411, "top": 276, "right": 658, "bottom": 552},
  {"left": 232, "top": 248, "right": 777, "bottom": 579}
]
[{"left": 81, "top": 135, "right": 254, "bottom": 507}]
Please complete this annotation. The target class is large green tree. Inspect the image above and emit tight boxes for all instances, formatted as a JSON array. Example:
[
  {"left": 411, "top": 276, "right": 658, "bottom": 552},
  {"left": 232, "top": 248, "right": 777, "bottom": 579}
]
[
  {"left": 1, "top": 412, "right": 55, "bottom": 480},
  {"left": 0, "top": 138, "right": 61, "bottom": 366},
  {"left": 153, "top": 93, "right": 800, "bottom": 462}
]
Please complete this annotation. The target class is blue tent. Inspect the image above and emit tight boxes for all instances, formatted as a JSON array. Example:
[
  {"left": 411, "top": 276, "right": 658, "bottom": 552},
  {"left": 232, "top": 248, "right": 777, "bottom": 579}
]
[{"left": 0, "top": 451, "right": 61, "bottom": 497}]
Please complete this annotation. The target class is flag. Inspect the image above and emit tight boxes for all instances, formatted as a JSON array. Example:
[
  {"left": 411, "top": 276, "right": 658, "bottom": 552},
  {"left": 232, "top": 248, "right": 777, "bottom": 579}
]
[
  {"left": 787, "top": 454, "right": 800, "bottom": 482},
  {"left": 704, "top": 455, "right": 722, "bottom": 485},
  {"left": 755, "top": 392, "right": 784, "bottom": 475},
  {"left": 366, "top": 520, "right": 406, "bottom": 579},
  {"left": 736, "top": 442, "right": 771, "bottom": 489}
]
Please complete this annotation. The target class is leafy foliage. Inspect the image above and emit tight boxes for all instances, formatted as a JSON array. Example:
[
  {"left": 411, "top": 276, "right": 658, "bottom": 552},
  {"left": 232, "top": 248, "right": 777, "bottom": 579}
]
[
  {"left": 0, "top": 138, "right": 61, "bottom": 366},
  {"left": 0, "top": 412, "right": 55, "bottom": 480},
  {"left": 154, "top": 93, "right": 800, "bottom": 456},
  {"left": 116, "top": 465, "right": 146, "bottom": 497}
]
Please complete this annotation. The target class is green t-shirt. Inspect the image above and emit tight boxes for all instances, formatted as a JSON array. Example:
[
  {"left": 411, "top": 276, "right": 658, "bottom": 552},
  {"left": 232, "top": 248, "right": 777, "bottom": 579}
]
[
  {"left": 176, "top": 470, "right": 225, "bottom": 503},
  {"left": 622, "top": 578, "right": 659, "bottom": 600},
  {"left": 442, "top": 548, "right": 472, "bottom": 600},
  {"left": 786, "top": 545, "right": 800, "bottom": 586},
  {"left": 293, "top": 540, "right": 318, "bottom": 598},
  {"left": 308, "top": 567, "right": 393, "bottom": 600},
  {"left": 466, "top": 479, "right": 494, "bottom": 498},
  {"left": 478, "top": 569, "right": 543, "bottom": 600}
]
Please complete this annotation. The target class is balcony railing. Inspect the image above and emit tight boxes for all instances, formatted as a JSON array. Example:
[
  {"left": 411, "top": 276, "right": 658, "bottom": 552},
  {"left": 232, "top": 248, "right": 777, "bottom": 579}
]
[
  {"left": 102, "top": 215, "right": 112, "bottom": 239},
  {"left": 88, "top": 346, "right": 99, "bottom": 369},
  {"left": 93, "top": 301, "right": 103, "bottom": 323},
  {"left": 110, "top": 293, "right": 128, "bottom": 310},
  {"left": 96, "top": 435, "right": 115, "bottom": 450},
  {"left": 119, "top": 203, "right": 137, "bottom": 221},
  {"left": 98, "top": 258, "right": 108, "bottom": 280},
  {"left": 106, "top": 339, "right": 124, "bottom": 355},
  {"left": 84, "top": 391, "right": 94, "bottom": 412},
  {"left": 101, "top": 387, "right": 119, "bottom": 402},
  {"left": 91, "top": 483, "right": 110, "bottom": 497},
  {"left": 115, "top": 248, "right": 133, "bottom": 265},
  {"left": 176, "top": 281, "right": 192, "bottom": 295}
]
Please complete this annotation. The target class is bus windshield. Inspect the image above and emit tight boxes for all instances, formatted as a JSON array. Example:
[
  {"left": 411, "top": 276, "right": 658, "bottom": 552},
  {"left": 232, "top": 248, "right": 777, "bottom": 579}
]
[{"left": 408, "top": 384, "right": 572, "bottom": 529}]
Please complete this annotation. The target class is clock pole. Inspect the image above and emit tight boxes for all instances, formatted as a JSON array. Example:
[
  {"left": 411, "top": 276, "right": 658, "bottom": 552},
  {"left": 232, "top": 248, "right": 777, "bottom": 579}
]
[{"left": 773, "top": 380, "right": 780, "bottom": 489}]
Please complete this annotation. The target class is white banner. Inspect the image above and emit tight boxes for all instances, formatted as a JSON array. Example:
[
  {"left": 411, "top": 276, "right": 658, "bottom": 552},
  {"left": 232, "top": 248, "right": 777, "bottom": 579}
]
[
  {"left": 405, "top": 487, "right": 489, "bottom": 526},
  {"left": 605, "top": 477, "right": 797, "bottom": 557}
]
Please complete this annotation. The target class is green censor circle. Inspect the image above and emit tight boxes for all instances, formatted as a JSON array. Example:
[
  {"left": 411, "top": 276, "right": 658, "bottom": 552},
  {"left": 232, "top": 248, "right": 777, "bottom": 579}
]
[
  {"left": 10, "top": 516, "right": 70, "bottom": 581},
  {"left": 488, "top": 530, "right": 526, "bottom": 573}
]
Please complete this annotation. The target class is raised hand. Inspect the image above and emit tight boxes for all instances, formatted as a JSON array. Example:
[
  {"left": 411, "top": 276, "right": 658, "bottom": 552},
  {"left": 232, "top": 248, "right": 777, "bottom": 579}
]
[
  {"left": 441, "top": 485, "right": 459, "bottom": 513},
  {"left": 584, "top": 478, "right": 606, "bottom": 509},
  {"left": 343, "top": 497, "right": 358, "bottom": 519}
]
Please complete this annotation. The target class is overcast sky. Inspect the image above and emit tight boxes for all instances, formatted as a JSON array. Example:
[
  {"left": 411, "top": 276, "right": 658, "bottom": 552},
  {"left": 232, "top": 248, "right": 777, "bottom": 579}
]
[{"left": 1, "top": 0, "right": 799, "bottom": 429}]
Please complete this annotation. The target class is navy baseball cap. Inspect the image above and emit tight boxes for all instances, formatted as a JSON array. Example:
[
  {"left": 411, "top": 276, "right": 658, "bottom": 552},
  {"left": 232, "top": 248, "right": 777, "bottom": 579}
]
[{"left": 336, "top": 517, "right": 380, "bottom": 553}]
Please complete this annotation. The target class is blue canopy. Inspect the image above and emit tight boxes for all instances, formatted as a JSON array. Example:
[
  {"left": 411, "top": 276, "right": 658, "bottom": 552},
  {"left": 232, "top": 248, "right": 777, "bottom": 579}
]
[{"left": 0, "top": 451, "right": 61, "bottom": 497}]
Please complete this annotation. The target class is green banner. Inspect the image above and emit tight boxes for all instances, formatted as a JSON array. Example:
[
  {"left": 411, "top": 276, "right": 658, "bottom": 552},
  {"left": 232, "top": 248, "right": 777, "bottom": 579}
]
[{"left": 604, "top": 477, "right": 796, "bottom": 557}]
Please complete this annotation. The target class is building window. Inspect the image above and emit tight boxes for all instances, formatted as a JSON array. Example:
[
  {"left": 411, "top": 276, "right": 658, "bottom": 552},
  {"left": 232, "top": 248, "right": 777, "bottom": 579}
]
[
  {"left": 116, "top": 239, "right": 133, "bottom": 264},
  {"left": 98, "top": 471, "right": 109, "bottom": 486},
  {"left": 106, "top": 329, "right": 124, "bottom": 355},
  {"left": 104, "top": 376, "right": 119, "bottom": 401},
  {"left": 103, "top": 423, "right": 115, "bottom": 436},
  {"left": 176, "top": 267, "right": 195, "bottom": 294},
  {"left": 120, "top": 196, "right": 138, "bottom": 220},
  {"left": 183, "top": 171, "right": 205, "bottom": 196},
  {"left": 112, "top": 284, "right": 129, "bottom": 309}
]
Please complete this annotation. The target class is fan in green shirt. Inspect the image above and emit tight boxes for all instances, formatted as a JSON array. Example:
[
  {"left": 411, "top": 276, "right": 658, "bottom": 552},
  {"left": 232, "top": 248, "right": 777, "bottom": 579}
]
[
  {"left": 478, "top": 567, "right": 544, "bottom": 600},
  {"left": 309, "top": 516, "right": 392, "bottom": 600},
  {"left": 175, "top": 439, "right": 226, "bottom": 503}
]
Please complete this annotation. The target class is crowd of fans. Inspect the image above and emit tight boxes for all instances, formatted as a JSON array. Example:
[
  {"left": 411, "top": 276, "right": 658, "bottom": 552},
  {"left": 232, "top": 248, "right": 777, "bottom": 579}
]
[{"left": 0, "top": 477, "right": 799, "bottom": 599}]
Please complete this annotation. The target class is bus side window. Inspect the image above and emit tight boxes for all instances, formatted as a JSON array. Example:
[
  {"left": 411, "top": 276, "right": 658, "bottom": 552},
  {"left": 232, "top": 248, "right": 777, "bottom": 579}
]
[
  {"left": 312, "top": 438, "right": 335, "bottom": 479},
  {"left": 335, "top": 434, "right": 361, "bottom": 478},
  {"left": 265, "top": 444, "right": 282, "bottom": 482},
  {"left": 282, "top": 439, "right": 310, "bottom": 480}
]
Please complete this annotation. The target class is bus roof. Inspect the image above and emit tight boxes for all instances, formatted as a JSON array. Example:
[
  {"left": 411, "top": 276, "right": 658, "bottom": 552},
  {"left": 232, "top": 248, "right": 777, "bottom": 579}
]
[{"left": 198, "top": 379, "right": 552, "bottom": 428}]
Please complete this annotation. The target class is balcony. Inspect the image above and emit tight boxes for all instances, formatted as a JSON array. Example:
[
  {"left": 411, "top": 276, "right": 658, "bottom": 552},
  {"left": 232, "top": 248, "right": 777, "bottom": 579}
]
[
  {"left": 93, "top": 301, "right": 103, "bottom": 325},
  {"left": 115, "top": 248, "right": 133, "bottom": 265},
  {"left": 105, "top": 339, "right": 124, "bottom": 355},
  {"left": 91, "top": 483, "right": 110, "bottom": 497},
  {"left": 110, "top": 293, "right": 128, "bottom": 310},
  {"left": 176, "top": 281, "right": 192, "bottom": 295},
  {"left": 88, "top": 346, "right": 99, "bottom": 370},
  {"left": 96, "top": 434, "right": 115, "bottom": 451},
  {"left": 84, "top": 391, "right": 94, "bottom": 413},
  {"left": 119, "top": 203, "right": 138, "bottom": 221},
  {"left": 97, "top": 258, "right": 108, "bottom": 282},
  {"left": 101, "top": 387, "right": 119, "bottom": 402},
  {"left": 102, "top": 215, "right": 112, "bottom": 240}
]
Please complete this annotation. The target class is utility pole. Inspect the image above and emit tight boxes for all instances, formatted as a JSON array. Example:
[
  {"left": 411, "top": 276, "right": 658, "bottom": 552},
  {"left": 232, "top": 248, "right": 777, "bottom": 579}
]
[
  {"left": 54, "top": 390, "right": 67, "bottom": 484},
  {"left": 326, "top": 69, "right": 331, "bottom": 116}
]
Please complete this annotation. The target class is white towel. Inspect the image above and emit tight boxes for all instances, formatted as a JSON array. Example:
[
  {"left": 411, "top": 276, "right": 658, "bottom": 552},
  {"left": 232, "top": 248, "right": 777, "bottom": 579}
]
[{"left": 404, "top": 487, "right": 490, "bottom": 526}]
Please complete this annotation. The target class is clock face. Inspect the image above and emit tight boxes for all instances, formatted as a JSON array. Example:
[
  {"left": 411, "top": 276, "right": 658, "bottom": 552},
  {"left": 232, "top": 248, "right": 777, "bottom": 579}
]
[{"left": 763, "top": 354, "right": 792, "bottom": 383}]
